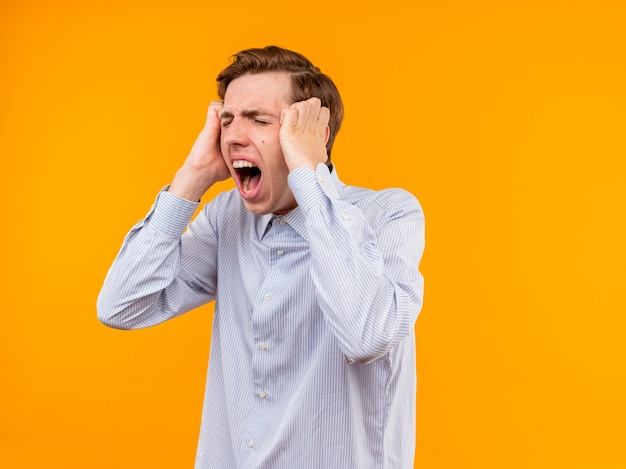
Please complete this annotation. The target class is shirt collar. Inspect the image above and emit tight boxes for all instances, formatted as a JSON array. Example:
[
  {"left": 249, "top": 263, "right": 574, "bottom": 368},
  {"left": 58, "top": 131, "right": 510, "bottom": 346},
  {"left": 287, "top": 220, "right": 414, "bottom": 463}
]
[
  {"left": 255, "top": 213, "right": 275, "bottom": 240},
  {"left": 254, "top": 164, "right": 344, "bottom": 241},
  {"left": 283, "top": 206, "right": 308, "bottom": 241}
]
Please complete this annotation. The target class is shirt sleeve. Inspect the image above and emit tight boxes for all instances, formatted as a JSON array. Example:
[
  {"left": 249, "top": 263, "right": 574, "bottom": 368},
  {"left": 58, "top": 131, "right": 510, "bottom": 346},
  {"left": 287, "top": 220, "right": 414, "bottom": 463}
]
[
  {"left": 288, "top": 164, "right": 425, "bottom": 364},
  {"left": 96, "top": 188, "right": 218, "bottom": 329}
]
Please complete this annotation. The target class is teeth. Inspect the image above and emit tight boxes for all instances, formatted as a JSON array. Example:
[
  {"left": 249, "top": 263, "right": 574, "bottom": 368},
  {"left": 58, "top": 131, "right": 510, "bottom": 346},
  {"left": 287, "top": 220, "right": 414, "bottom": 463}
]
[{"left": 232, "top": 160, "right": 257, "bottom": 169}]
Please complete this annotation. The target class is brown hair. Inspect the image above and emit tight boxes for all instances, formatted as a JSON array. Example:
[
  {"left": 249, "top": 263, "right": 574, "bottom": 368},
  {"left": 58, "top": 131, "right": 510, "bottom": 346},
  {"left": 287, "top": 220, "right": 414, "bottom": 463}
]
[{"left": 216, "top": 46, "right": 344, "bottom": 160}]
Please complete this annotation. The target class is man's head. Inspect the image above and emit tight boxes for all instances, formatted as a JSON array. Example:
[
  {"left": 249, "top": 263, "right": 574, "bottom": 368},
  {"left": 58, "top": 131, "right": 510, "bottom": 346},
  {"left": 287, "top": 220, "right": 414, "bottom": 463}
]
[{"left": 216, "top": 46, "right": 343, "bottom": 160}]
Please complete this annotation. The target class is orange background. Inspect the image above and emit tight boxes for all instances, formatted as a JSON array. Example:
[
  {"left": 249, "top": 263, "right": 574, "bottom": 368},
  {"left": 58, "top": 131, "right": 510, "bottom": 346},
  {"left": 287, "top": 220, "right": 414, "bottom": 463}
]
[{"left": 1, "top": 0, "right": 625, "bottom": 468}]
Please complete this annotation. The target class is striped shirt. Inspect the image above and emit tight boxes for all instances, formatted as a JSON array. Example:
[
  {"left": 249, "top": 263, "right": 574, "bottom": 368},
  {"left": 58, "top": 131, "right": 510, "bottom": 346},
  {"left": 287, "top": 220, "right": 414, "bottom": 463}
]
[{"left": 97, "top": 163, "right": 425, "bottom": 468}]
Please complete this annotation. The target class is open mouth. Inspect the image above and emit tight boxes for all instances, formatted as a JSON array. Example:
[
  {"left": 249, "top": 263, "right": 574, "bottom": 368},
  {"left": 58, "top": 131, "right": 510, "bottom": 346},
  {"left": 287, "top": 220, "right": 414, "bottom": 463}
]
[{"left": 233, "top": 160, "right": 262, "bottom": 196}]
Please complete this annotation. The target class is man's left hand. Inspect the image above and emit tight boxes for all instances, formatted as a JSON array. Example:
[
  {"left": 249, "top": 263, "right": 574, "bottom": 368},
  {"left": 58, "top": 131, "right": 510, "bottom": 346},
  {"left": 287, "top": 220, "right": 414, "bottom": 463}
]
[{"left": 279, "top": 97, "right": 330, "bottom": 171}]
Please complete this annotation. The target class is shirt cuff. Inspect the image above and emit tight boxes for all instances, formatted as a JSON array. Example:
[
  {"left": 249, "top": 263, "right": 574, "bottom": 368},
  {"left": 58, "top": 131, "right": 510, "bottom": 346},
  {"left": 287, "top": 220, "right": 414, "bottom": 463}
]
[
  {"left": 288, "top": 163, "right": 339, "bottom": 213},
  {"left": 148, "top": 188, "right": 200, "bottom": 237}
]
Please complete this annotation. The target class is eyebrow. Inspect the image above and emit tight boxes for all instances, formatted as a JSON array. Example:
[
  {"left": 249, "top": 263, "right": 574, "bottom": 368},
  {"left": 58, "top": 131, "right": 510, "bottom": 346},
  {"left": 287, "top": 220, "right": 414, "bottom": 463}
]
[{"left": 220, "top": 109, "right": 279, "bottom": 120}]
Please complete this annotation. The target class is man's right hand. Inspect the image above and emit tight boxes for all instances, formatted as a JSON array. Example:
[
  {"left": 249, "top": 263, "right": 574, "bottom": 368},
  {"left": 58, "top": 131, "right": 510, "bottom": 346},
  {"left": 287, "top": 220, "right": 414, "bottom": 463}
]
[{"left": 168, "top": 101, "right": 231, "bottom": 201}]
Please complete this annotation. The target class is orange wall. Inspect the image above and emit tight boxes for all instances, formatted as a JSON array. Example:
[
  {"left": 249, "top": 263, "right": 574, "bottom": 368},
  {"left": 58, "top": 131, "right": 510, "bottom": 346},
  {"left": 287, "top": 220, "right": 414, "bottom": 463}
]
[{"left": 1, "top": 1, "right": 625, "bottom": 468}]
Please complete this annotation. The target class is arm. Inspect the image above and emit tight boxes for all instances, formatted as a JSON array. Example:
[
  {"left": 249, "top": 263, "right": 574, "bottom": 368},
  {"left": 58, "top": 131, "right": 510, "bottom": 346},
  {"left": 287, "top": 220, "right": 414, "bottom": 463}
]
[
  {"left": 97, "top": 102, "right": 230, "bottom": 329},
  {"left": 280, "top": 98, "right": 424, "bottom": 364},
  {"left": 290, "top": 166, "right": 424, "bottom": 364}
]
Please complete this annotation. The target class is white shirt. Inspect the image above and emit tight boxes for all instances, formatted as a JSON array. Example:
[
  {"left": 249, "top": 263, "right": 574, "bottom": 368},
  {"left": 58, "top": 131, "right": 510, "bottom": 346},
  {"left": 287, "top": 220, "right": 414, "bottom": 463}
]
[{"left": 97, "top": 163, "right": 425, "bottom": 468}]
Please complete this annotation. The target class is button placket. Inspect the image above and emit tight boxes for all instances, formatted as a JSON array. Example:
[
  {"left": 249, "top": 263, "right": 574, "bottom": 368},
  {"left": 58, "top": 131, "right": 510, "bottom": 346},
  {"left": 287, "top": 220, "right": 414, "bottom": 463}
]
[{"left": 245, "top": 216, "right": 299, "bottom": 461}]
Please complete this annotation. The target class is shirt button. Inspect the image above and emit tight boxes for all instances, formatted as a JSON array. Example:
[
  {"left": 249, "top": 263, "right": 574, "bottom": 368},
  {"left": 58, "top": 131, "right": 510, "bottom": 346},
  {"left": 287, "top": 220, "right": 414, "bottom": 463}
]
[
  {"left": 342, "top": 214, "right": 350, "bottom": 221},
  {"left": 276, "top": 249, "right": 284, "bottom": 255},
  {"left": 259, "top": 342, "right": 267, "bottom": 351},
  {"left": 248, "top": 440, "right": 255, "bottom": 448},
  {"left": 264, "top": 294, "right": 271, "bottom": 301},
  {"left": 279, "top": 219, "right": 287, "bottom": 225},
  {"left": 259, "top": 391, "right": 267, "bottom": 399},
  {"left": 317, "top": 175, "right": 326, "bottom": 183}
]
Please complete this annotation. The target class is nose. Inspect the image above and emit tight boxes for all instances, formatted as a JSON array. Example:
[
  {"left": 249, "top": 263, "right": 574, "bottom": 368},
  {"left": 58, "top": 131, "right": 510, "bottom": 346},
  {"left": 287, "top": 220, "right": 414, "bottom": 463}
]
[{"left": 222, "top": 116, "right": 249, "bottom": 147}]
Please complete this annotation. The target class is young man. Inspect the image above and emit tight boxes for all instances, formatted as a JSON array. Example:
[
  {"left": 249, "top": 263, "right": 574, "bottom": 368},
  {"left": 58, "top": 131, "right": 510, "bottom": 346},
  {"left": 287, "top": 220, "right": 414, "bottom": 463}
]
[{"left": 98, "top": 46, "right": 425, "bottom": 468}]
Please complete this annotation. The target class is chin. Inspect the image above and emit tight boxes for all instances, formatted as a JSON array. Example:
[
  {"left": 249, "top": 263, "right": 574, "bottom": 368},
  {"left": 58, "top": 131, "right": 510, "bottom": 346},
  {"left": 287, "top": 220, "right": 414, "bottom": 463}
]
[
  {"left": 242, "top": 200, "right": 271, "bottom": 216},
  {"left": 241, "top": 194, "right": 297, "bottom": 216}
]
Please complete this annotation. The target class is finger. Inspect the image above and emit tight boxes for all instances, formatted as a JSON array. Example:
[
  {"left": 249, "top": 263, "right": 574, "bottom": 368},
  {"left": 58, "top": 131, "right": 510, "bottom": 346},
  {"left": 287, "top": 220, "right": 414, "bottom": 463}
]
[
  {"left": 208, "top": 100, "right": 223, "bottom": 115},
  {"left": 288, "top": 98, "right": 312, "bottom": 129},
  {"left": 289, "top": 100, "right": 308, "bottom": 129},
  {"left": 280, "top": 107, "right": 298, "bottom": 129},
  {"left": 318, "top": 106, "right": 330, "bottom": 128},
  {"left": 205, "top": 101, "right": 223, "bottom": 129},
  {"left": 302, "top": 98, "right": 322, "bottom": 128},
  {"left": 307, "top": 97, "right": 321, "bottom": 108}
]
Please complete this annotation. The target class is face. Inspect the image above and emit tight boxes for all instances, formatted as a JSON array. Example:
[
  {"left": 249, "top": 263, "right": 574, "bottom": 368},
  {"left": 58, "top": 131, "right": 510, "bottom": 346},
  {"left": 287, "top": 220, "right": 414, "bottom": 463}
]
[{"left": 220, "top": 72, "right": 296, "bottom": 215}]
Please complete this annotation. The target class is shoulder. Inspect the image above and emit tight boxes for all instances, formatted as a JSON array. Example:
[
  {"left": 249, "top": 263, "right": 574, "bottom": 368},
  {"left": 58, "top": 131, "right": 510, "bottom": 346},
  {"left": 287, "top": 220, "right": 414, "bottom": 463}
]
[
  {"left": 342, "top": 184, "right": 424, "bottom": 222},
  {"left": 199, "top": 188, "right": 251, "bottom": 229}
]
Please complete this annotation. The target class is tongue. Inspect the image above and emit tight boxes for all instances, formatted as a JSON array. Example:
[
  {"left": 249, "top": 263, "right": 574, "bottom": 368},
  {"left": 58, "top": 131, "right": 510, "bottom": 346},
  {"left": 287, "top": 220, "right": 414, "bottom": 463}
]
[{"left": 242, "top": 172, "right": 261, "bottom": 194}]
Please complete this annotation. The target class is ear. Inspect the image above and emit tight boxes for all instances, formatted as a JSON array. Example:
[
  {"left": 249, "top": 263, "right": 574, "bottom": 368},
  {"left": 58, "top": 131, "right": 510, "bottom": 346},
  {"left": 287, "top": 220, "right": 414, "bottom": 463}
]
[{"left": 324, "top": 125, "right": 330, "bottom": 145}]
